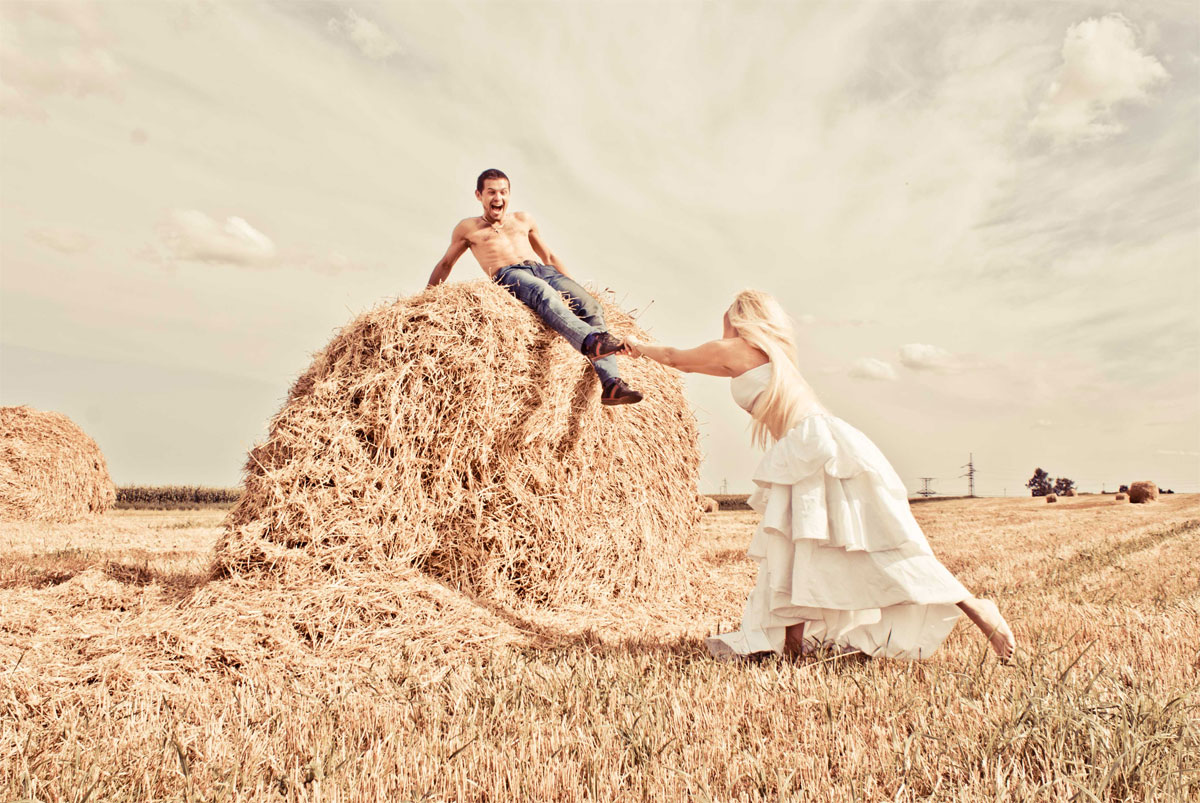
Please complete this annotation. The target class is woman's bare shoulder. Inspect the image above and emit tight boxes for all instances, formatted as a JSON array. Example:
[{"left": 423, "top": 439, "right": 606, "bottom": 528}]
[{"left": 726, "top": 337, "right": 769, "bottom": 373}]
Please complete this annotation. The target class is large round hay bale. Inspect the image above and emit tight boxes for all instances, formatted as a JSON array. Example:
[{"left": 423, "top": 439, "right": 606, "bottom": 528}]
[
  {"left": 1046, "top": 493, "right": 1058, "bottom": 503},
  {"left": 699, "top": 495, "right": 719, "bottom": 513},
  {"left": 214, "top": 281, "right": 702, "bottom": 607},
  {"left": 0, "top": 406, "right": 116, "bottom": 521},
  {"left": 1128, "top": 481, "right": 1158, "bottom": 504}
]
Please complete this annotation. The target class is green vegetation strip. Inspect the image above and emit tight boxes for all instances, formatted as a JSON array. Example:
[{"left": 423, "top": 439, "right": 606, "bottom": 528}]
[{"left": 116, "top": 486, "right": 242, "bottom": 510}]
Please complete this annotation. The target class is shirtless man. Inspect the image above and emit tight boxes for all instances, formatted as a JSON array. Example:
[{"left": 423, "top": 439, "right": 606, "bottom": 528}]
[{"left": 428, "top": 168, "right": 643, "bottom": 405}]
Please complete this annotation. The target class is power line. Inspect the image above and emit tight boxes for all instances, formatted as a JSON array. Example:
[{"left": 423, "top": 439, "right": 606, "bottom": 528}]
[{"left": 916, "top": 477, "right": 937, "bottom": 497}]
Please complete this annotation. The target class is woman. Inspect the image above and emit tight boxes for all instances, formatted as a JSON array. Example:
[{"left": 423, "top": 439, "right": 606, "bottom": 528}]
[{"left": 626, "top": 290, "right": 1015, "bottom": 662}]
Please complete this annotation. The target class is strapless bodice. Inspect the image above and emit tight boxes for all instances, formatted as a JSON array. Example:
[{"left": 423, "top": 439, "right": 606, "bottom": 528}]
[{"left": 730, "top": 361, "right": 772, "bottom": 412}]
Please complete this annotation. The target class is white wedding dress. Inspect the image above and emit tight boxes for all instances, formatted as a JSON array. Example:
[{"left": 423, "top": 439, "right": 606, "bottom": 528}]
[{"left": 706, "top": 362, "right": 970, "bottom": 660}]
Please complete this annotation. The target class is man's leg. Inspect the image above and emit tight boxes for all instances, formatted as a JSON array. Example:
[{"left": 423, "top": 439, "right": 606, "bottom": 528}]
[
  {"left": 535, "top": 268, "right": 621, "bottom": 383},
  {"left": 494, "top": 266, "right": 601, "bottom": 352},
  {"left": 496, "top": 264, "right": 643, "bottom": 403}
]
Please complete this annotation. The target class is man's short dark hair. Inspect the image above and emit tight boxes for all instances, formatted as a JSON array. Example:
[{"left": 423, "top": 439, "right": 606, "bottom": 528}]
[{"left": 476, "top": 169, "right": 509, "bottom": 192}]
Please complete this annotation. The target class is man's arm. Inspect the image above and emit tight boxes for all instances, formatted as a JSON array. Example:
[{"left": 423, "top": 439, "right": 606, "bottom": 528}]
[
  {"left": 427, "top": 222, "right": 471, "bottom": 287},
  {"left": 525, "top": 213, "right": 572, "bottom": 278}
]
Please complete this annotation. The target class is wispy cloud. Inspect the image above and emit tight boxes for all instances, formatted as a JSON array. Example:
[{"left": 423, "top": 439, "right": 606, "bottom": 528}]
[
  {"left": 142, "top": 209, "right": 366, "bottom": 274},
  {"left": 27, "top": 226, "right": 94, "bottom": 255},
  {"left": 849, "top": 357, "right": 897, "bottom": 382},
  {"left": 147, "top": 209, "right": 277, "bottom": 267},
  {"left": 0, "top": 1, "right": 124, "bottom": 119},
  {"left": 327, "top": 9, "right": 400, "bottom": 61},
  {"left": 899, "top": 343, "right": 959, "bottom": 373},
  {"left": 1031, "top": 14, "right": 1169, "bottom": 145}
]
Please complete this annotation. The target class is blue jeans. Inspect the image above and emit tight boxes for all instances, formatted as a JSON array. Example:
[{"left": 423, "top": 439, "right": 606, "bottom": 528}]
[{"left": 493, "top": 261, "right": 619, "bottom": 385}]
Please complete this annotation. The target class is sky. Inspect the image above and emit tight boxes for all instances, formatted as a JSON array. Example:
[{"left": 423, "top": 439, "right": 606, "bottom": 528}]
[{"left": 1, "top": 0, "right": 1197, "bottom": 496}]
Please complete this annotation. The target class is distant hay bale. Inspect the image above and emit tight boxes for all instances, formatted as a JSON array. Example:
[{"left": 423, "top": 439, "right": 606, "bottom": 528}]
[
  {"left": 1046, "top": 494, "right": 1058, "bottom": 503},
  {"left": 1128, "top": 481, "right": 1158, "bottom": 504},
  {"left": 699, "top": 495, "right": 719, "bottom": 513},
  {"left": 1062, "top": 488, "right": 1076, "bottom": 497},
  {"left": 0, "top": 406, "right": 116, "bottom": 522},
  {"left": 1115, "top": 494, "right": 1127, "bottom": 501},
  {"left": 214, "top": 280, "right": 702, "bottom": 608}
]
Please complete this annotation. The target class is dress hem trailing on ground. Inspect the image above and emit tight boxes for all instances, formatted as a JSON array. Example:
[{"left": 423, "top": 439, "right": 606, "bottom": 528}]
[{"left": 707, "top": 412, "right": 969, "bottom": 661}]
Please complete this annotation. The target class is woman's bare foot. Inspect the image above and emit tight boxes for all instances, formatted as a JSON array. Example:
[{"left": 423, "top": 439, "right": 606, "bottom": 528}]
[{"left": 957, "top": 597, "right": 1015, "bottom": 662}]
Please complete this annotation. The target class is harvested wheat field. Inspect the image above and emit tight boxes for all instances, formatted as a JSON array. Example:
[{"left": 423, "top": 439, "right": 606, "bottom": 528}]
[
  {"left": 0, "top": 406, "right": 116, "bottom": 522},
  {"left": 2, "top": 493, "right": 1198, "bottom": 801}
]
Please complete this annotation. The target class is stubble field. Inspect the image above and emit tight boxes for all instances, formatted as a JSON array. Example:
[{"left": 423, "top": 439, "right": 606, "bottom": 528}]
[{"left": 1, "top": 494, "right": 1198, "bottom": 801}]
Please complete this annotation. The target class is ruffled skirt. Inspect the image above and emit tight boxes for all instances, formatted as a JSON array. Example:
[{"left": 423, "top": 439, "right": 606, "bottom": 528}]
[{"left": 706, "top": 415, "right": 969, "bottom": 660}]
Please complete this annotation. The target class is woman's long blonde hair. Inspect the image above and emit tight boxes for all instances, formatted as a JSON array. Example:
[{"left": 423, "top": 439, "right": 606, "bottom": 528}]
[{"left": 727, "top": 289, "right": 805, "bottom": 448}]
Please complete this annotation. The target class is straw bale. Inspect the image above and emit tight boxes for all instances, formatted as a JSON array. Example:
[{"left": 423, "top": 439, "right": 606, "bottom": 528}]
[
  {"left": 0, "top": 406, "right": 115, "bottom": 522},
  {"left": 1128, "top": 481, "right": 1158, "bottom": 504},
  {"left": 699, "top": 495, "right": 719, "bottom": 513},
  {"left": 1046, "top": 494, "right": 1058, "bottom": 503},
  {"left": 1115, "top": 494, "right": 1127, "bottom": 501},
  {"left": 1062, "top": 488, "right": 1076, "bottom": 497},
  {"left": 214, "top": 280, "right": 702, "bottom": 609}
]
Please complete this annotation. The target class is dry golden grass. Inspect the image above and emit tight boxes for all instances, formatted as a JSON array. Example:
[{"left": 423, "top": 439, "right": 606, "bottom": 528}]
[{"left": 2, "top": 495, "right": 1198, "bottom": 801}]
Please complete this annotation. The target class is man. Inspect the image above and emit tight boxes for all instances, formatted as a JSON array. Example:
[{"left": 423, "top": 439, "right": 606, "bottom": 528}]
[{"left": 428, "top": 169, "right": 643, "bottom": 405}]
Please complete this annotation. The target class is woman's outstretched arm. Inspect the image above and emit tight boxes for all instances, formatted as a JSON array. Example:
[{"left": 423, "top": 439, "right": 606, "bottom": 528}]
[{"left": 626, "top": 337, "right": 747, "bottom": 377}]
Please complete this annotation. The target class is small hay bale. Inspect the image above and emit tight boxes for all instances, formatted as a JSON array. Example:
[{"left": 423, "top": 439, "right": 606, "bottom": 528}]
[
  {"left": 699, "top": 495, "right": 719, "bottom": 513},
  {"left": 0, "top": 406, "right": 115, "bottom": 522},
  {"left": 1062, "top": 488, "right": 1076, "bottom": 497},
  {"left": 1046, "top": 493, "right": 1058, "bottom": 503},
  {"left": 1115, "top": 493, "right": 1127, "bottom": 501},
  {"left": 214, "top": 280, "right": 702, "bottom": 608},
  {"left": 1128, "top": 481, "right": 1158, "bottom": 504}
]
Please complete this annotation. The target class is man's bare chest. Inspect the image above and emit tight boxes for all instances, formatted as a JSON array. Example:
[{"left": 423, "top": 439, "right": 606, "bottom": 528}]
[{"left": 467, "top": 219, "right": 532, "bottom": 250}]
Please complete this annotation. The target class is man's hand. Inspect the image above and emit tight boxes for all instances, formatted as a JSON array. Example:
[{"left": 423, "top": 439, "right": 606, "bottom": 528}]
[{"left": 623, "top": 337, "right": 644, "bottom": 358}]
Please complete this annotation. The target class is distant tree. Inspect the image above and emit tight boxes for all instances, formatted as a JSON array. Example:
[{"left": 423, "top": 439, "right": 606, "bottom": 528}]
[
  {"left": 1054, "top": 477, "right": 1076, "bottom": 495},
  {"left": 1118, "top": 484, "right": 1129, "bottom": 494},
  {"left": 1026, "top": 468, "right": 1053, "bottom": 497}
]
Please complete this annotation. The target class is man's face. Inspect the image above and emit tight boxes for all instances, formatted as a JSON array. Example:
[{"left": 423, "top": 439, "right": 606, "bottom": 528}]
[{"left": 476, "top": 179, "right": 510, "bottom": 222}]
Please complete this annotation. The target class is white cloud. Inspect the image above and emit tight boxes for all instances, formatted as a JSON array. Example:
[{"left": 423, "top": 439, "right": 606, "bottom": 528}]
[
  {"left": 27, "top": 226, "right": 94, "bottom": 254},
  {"left": 1031, "top": 14, "right": 1169, "bottom": 145},
  {"left": 1033, "top": 419, "right": 1054, "bottom": 429},
  {"left": 899, "top": 343, "right": 957, "bottom": 373},
  {"left": 150, "top": 209, "right": 277, "bottom": 267},
  {"left": 849, "top": 357, "right": 897, "bottom": 382},
  {"left": 142, "top": 210, "right": 366, "bottom": 274},
  {"left": 0, "top": 2, "right": 123, "bottom": 117},
  {"left": 327, "top": 9, "right": 399, "bottom": 61}
]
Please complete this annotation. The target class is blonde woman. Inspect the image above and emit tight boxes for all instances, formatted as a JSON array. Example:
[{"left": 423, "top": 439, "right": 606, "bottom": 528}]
[{"left": 626, "top": 290, "right": 1015, "bottom": 662}]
